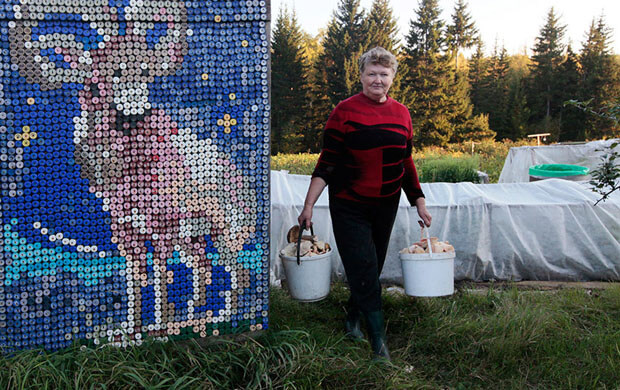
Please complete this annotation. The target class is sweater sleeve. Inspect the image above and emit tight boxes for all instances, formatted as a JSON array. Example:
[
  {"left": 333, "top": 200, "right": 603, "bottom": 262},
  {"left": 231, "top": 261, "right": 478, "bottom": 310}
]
[
  {"left": 401, "top": 119, "right": 425, "bottom": 205},
  {"left": 311, "top": 106, "right": 345, "bottom": 185}
]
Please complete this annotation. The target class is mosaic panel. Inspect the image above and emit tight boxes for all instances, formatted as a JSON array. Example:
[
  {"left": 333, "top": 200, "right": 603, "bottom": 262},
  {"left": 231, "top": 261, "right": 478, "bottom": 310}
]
[{"left": 0, "top": 0, "right": 271, "bottom": 352}]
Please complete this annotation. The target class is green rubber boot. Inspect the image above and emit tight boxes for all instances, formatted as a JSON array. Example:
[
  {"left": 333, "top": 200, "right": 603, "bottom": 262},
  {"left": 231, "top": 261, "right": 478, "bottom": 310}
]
[
  {"left": 364, "top": 310, "right": 391, "bottom": 361},
  {"left": 344, "top": 308, "right": 364, "bottom": 340}
]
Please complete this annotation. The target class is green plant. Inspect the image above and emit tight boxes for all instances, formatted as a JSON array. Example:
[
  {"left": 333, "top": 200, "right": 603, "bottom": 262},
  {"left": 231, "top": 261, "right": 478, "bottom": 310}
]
[
  {"left": 589, "top": 141, "right": 619, "bottom": 206},
  {"left": 565, "top": 98, "right": 620, "bottom": 125},
  {"left": 4, "top": 283, "right": 620, "bottom": 389},
  {"left": 565, "top": 98, "right": 620, "bottom": 205},
  {"left": 270, "top": 153, "right": 319, "bottom": 175},
  {"left": 270, "top": 139, "right": 534, "bottom": 183},
  {"left": 418, "top": 156, "right": 480, "bottom": 183}
]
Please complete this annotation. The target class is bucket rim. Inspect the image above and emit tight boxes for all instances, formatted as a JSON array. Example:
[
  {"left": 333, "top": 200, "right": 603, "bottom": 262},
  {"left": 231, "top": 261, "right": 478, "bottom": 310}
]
[
  {"left": 399, "top": 252, "right": 455, "bottom": 261},
  {"left": 280, "top": 250, "right": 332, "bottom": 262}
]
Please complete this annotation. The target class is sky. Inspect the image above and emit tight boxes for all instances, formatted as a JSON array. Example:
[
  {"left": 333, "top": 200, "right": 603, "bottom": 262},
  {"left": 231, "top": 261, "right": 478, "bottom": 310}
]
[{"left": 269, "top": 0, "right": 620, "bottom": 56}]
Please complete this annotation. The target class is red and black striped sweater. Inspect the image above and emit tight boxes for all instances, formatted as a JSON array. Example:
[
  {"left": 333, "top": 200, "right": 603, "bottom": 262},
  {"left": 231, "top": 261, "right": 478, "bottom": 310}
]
[{"left": 312, "top": 92, "right": 425, "bottom": 205}]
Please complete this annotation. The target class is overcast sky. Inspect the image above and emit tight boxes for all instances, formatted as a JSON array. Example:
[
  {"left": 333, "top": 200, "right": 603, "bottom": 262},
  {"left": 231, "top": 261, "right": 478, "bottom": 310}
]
[{"left": 270, "top": 0, "right": 620, "bottom": 55}]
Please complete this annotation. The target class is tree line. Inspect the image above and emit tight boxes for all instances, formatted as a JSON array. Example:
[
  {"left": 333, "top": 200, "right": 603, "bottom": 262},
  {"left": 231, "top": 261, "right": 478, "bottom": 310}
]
[{"left": 270, "top": 0, "right": 620, "bottom": 154}]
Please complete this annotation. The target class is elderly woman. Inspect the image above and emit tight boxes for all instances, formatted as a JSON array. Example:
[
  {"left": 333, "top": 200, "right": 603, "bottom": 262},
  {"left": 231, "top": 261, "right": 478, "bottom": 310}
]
[{"left": 298, "top": 47, "right": 432, "bottom": 360}]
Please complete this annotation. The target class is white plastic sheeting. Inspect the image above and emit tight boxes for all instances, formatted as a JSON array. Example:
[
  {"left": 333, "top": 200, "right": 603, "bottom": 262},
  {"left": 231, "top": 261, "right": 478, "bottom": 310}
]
[
  {"left": 270, "top": 171, "right": 620, "bottom": 283},
  {"left": 499, "top": 139, "right": 619, "bottom": 183}
]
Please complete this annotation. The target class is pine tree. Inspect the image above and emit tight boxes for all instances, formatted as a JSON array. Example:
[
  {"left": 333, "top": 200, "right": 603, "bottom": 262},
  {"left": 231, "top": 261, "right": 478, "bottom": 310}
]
[
  {"left": 305, "top": 0, "right": 369, "bottom": 152},
  {"left": 528, "top": 7, "right": 566, "bottom": 128},
  {"left": 451, "top": 57, "right": 494, "bottom": 143},
  {"left": 506, "top": 73, "right": 530, "bottom": 140},
  {"left": 485, "top": 44, "right": 510, "bottom": 138},
  {"left": 504, "top": 54, "right": 531, "bottom": 140},
  {"left": 271, "top": 7, "right": 309, "bottom": 154},
  {"left": 579, "top": 15, "right": 620, "bottom": 138},
  {"left": 469, "top": 41, "right": 522, "bottom": 140},
  {"left": 452, "top": 83, "right": 495, "bottom": 142},
  {"left": 402, "top": 0, "right": 452, "bottom": 146},
  {"left": 556, "top": 44, "right": 584, "bottom": 141},
  {"left": 305, "top": 63, "right": 332, "bottom": 152},
  {"left": 404, "top": 0, "right": 445, "bottom": 58},
  {"left": 301, "top": 29, "right": 329, "bottom": 152},
  {"left": 402, "top": 0, "right": 487, "bottom": 145},
  {"left": 468, "top": 38, "right": 488, "bottom": 114},
  {"left": 446, "top": 0, "right": 478, "bottom": 73},
  {"left": 364, "top": 0, "right": 402, "bottom": 97},
  {"left": 366, "top": 0, "right": 399, "bottom": 51},
  {"left": 319, "top": 0, "right": 367, "bottom": 107}
]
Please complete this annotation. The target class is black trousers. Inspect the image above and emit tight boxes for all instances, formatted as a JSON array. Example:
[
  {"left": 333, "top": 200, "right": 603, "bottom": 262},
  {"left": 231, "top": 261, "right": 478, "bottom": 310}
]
[{"left": 329, "top": 193, "right": 400, "bottom": 313}]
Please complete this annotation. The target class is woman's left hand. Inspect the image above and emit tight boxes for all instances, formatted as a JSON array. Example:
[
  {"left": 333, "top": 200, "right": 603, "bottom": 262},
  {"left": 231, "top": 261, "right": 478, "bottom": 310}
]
[{"left": 415, "top": 198, "right": 432, "bottom": 227}]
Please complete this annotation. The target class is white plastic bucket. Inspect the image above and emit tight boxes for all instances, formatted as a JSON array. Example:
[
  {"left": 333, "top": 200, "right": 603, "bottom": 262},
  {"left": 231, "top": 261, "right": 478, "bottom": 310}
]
[
  {"left": 400, "top": 252, "right": 455, "bottom": 297},
  {"left": 280, "top": 250, "right": 332, "bottom": 302}
]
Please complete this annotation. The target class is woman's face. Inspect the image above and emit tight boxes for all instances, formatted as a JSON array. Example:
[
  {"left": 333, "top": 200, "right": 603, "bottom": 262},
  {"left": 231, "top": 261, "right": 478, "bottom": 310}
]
[{"left": 360, "top": 63, "right": 395, "bottom": 103}]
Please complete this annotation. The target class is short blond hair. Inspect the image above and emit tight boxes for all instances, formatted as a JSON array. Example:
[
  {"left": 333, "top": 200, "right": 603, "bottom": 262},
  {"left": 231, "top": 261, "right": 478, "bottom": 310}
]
[{"left": 359, "top": 47, "right": 398, "bottom": 75}]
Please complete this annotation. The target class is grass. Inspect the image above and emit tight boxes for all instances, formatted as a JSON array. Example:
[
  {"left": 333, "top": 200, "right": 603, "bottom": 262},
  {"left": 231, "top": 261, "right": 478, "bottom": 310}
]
[
  {"left": 2, "top": 283, "right": 620, "bottom": 389},
  {"left": 417, "top": 155, "right": 480, "bottom": 183},
  {"left": 270, "top": 140, "right": 537, "bottom": 183},
  {"left": 270, "top": 153, "right": 319, "bottom": 176}
]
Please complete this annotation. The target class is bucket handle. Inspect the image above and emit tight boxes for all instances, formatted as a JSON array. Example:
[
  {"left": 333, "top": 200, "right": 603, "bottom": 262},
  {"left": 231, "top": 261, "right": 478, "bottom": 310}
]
[
  {"left": 296, "top": 223, "right": 315, "bottom": 265},
  {"left": 418, "top": 220, "right": 433, "bottom": 257}
]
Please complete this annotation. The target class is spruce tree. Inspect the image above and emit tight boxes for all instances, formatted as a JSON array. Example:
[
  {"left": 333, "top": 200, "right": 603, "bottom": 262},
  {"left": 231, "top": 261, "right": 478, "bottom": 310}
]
[
  {"left": 271, "top": 7, "right": 309, "bottom": 154},
  {"left": 528, "top": 7, "right": 566, "bottom": 129},
  {"left": 469, "top": 41, "right": 522, "bottom": 140},
  {"left": 446, "top": 0, "right": 478, "bottom": 72},
  {"left": 485, "top": 44, "right": 510, "bottom": 139},
  {"left": 306, "top": 0, "right": 369, "bottom": 152},
  {"left": 402, "top": 0, "right": 487, "bottom": 145},
  {"left": 445, "top": 1, "right": 481, "bottom": 141},
  {"left": 468, "top": 38, "right": 488, "bottom": 114},
  {"left": 402, "top": 0, "right": 453, "bottom": 146},
  {"left": 365, "top": 0, "right": 402, "bottom": 98},
  {"left": 300, "top": 30, "right": 328, "bottom": 152},
  {"left": 504, "top": 54, "right": 531, "bottom": 140},
  {"left": 305, "top": 63, "right": 332, "bottom": 152},
  {"left": 366, "top": 0, "right": 400, "bottom": 51},
  {"left": 579, "top": 15, "right": 620, "bottom": 138},
  {"left": 319, "top": 0, "right": 367, "bottom": 106},
  {"left": 451, "top": 54, "right": 494, "bottom": 142},
  {"left": 506, "top": 78, "right": 530, "bottom": 140},
  {"left": 405, "top": 0, "right": 445, "bottom": 58},
  {"left": 556, "top": 44, "right": 584, "bottom": 140}
]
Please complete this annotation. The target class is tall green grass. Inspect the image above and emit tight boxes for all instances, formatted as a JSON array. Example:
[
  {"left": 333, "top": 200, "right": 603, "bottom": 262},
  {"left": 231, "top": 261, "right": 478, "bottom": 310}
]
[
  {"left": 270, "top": 153, "right": 319, "bottom": 176},
  {"left": 3, "top": 283, "right": 619, "bottom": 389},
  {"left": 270, "top": 140, "right": 537, "bottom": 183},
  {"left": 417, "top": 156, "right": 480, "bottom": 183}
]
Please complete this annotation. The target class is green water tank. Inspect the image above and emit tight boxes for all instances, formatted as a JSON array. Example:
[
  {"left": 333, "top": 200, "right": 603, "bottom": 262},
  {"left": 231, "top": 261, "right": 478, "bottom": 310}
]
[{"left": 529, "top": 164, "right": 590, "bottom": 182}]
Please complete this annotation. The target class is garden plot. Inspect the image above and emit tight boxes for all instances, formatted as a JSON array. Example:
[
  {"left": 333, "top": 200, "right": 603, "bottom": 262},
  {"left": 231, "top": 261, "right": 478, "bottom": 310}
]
[{"left": 270, "top": 171, "right": 620, "bottom": 283}]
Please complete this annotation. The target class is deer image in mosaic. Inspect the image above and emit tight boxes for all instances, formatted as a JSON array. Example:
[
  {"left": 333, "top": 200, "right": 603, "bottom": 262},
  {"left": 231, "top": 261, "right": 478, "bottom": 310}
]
[{"left": 6, "top": 0, "right": 259, "bottom": 343}]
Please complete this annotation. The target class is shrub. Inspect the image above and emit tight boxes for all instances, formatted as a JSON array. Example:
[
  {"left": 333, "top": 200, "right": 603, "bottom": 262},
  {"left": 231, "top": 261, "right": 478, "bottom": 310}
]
[
  {"left": 270, "top": 153, "right": 319, "bottom": 175},
  {"left": 418, "top": 156, "right": 480, "bottom": 183},
  {"left": 444, "top": 139, "right": 535, "bottom": 183},
  {"left": 270, "top": 140, "right": 536, "bottom": 183}
]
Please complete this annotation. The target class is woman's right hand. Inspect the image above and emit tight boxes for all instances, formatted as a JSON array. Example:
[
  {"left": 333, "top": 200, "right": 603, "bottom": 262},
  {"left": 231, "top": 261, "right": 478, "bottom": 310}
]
[
  {"left": 298, "top": 177, "right": 326, "bottom": 230},
  {"left": 298, "top": 206, "right": 313, "bottom": 230}
]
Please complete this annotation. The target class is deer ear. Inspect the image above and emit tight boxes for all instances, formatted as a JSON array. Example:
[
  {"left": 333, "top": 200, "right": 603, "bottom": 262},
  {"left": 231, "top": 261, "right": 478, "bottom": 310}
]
[{"left": 9, "top": 19, "right": 94, "bottom": 90}]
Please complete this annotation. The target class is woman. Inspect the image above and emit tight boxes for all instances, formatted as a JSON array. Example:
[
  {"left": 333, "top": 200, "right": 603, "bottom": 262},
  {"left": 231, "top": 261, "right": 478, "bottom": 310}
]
[{"left": 298, "top": 47, "right": 432, "bottom": 360}]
